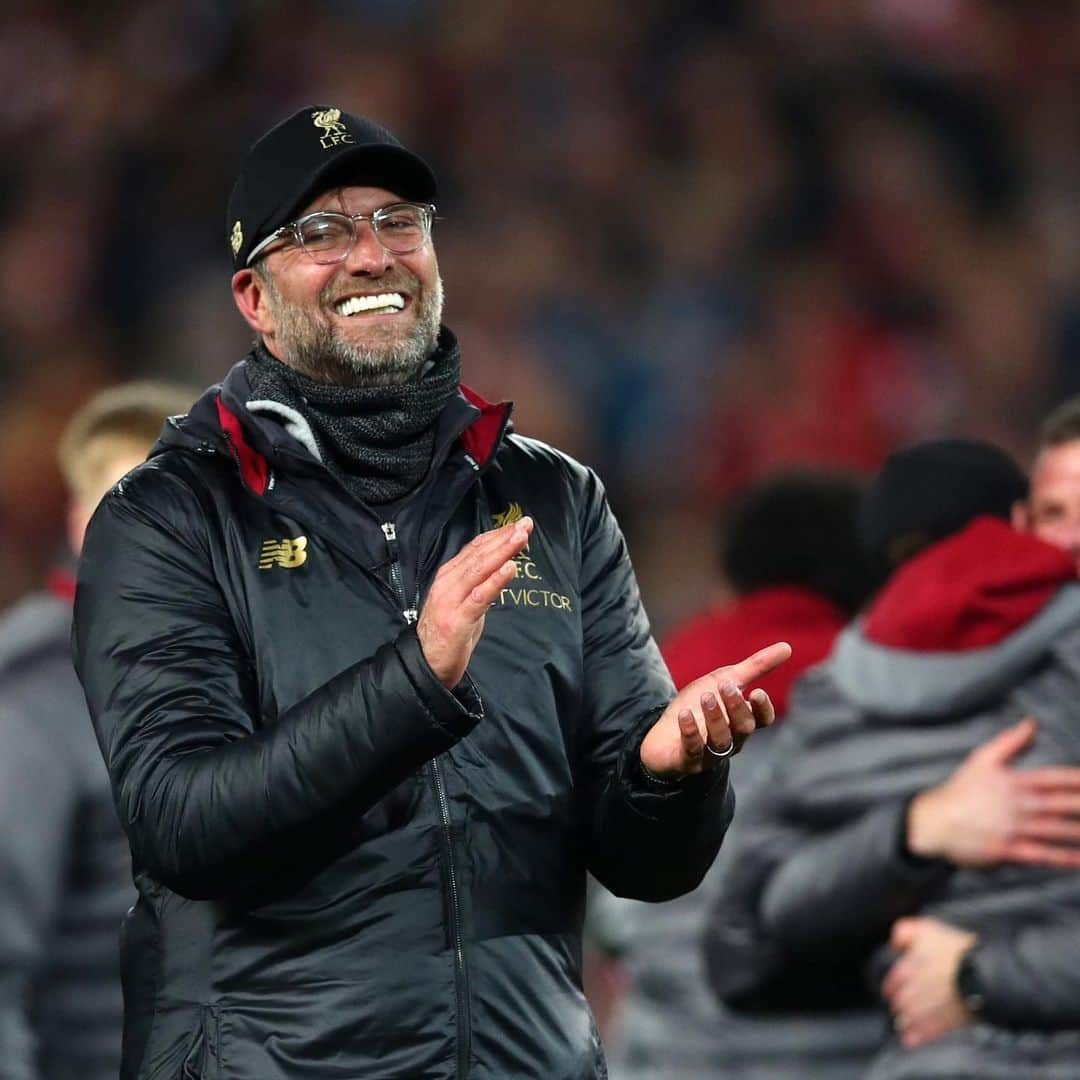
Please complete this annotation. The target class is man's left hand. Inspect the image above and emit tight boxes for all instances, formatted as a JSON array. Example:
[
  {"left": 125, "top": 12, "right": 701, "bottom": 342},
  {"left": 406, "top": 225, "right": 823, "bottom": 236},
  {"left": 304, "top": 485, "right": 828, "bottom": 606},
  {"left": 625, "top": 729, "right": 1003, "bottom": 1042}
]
[
  {"left": 882, "top": 916, "right": 977, "bottom": 1047},
  {"left": 639, "top": 642, "right": 790, "bottom": 779}
]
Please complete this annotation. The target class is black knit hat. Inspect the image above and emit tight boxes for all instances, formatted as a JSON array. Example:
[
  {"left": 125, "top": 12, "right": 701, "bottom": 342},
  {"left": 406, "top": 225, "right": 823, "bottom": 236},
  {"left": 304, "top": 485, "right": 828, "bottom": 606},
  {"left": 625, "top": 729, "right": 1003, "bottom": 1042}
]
[
  {"left": 226, "top": 105, "right": 437, "bottom": 270},
  {"left": 859, "top": 438, "right": 1029, "bottom": 573}
]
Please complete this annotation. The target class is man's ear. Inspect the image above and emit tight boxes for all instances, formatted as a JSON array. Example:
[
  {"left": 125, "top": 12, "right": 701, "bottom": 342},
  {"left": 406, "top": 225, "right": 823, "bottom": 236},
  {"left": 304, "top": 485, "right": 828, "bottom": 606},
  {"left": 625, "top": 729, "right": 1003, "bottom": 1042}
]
[
  {"left": 1011, "top": 499, "right": 1031, "bottom": 531},
  {"left": 231, "top": 268, "right": 274, "bottom": 338}
]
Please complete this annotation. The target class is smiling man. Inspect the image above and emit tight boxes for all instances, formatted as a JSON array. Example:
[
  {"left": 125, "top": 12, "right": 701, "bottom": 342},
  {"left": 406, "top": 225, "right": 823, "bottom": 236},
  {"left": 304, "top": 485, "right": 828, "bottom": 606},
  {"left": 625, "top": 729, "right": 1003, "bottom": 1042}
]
[
  {"left": 1013, "top": 395, "right": 1080, "bottom": 572},
  {"left": 72, "top": 107, "right": 788, "bottom": 1079}
]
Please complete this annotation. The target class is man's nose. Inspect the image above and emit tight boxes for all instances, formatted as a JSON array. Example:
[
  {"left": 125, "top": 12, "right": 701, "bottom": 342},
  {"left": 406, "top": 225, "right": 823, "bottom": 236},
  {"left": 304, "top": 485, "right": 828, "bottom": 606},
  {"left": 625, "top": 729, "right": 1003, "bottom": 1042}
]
[{"left": 343, "top": 220, "right": 393, "bottom": 274}]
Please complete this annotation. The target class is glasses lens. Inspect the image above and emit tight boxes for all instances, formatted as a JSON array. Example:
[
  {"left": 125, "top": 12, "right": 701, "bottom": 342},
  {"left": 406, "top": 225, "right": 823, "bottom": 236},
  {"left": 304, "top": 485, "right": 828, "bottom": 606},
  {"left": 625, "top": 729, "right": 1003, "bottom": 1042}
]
[
  {"left": 373, "top": 204, "right": 429, "bottom": 253},
  {"left": 297, "top": 214, "right": 353, "bottom": 263}
]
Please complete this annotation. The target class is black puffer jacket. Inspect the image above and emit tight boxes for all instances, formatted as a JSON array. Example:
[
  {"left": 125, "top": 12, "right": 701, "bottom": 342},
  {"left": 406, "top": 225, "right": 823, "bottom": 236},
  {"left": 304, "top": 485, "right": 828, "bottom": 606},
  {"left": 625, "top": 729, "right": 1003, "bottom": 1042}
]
[{"left": 73, "top": 348, "right": 732, "bottom": 1080}]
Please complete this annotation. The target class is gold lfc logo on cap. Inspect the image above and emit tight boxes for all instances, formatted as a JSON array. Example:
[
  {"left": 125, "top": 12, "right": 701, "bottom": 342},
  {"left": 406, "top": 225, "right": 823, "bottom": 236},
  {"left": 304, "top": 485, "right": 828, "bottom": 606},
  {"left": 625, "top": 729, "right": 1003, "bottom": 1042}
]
[
  {"left": 312, "top": 108, "right": 353, "bottom": 150},
  {"left": 229, "top": 220, "right": 243, "bottom": 257}
]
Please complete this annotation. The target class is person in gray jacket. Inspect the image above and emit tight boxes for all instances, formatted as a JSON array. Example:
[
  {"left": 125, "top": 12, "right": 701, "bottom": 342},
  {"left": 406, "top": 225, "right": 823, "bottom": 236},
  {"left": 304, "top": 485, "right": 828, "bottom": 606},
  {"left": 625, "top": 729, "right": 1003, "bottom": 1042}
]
[
  {"left": 0, "top": 381, "right": 193, "bottom": 1080},
  {"left": 704, "top": 437, "right": 1080, "bottom": 1080},
  {"left": 873, "top": 399, "right": 1080, "bottom": 1076}
]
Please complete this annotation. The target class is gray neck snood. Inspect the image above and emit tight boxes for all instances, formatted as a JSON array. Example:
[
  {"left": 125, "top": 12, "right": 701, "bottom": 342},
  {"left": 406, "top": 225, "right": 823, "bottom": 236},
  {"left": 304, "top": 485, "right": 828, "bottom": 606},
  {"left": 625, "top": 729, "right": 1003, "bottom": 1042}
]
[{"left": 245, "top": 335, "right": 462, "bottom": 505}]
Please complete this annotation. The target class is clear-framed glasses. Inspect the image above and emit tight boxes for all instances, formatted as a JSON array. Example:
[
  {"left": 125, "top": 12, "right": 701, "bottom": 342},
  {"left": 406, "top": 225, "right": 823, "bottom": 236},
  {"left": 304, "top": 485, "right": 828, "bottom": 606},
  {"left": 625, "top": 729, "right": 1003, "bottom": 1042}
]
[{"left": 246, "top": 202, "right": 436, "bottom": 266}]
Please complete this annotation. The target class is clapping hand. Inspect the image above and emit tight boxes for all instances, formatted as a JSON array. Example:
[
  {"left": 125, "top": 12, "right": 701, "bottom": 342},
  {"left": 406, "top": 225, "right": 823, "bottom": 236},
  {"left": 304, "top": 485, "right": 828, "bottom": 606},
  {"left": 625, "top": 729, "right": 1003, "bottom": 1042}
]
[{"left": 418, "top": 517, "right": 533, "bottom": 688}]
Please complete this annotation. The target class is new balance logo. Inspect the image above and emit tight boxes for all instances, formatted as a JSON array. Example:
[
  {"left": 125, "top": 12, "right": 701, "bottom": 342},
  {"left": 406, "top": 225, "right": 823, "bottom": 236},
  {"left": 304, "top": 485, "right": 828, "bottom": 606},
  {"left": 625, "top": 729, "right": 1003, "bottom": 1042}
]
[{"left": 259, "top": 536, "right": 308, "bottom": 569}]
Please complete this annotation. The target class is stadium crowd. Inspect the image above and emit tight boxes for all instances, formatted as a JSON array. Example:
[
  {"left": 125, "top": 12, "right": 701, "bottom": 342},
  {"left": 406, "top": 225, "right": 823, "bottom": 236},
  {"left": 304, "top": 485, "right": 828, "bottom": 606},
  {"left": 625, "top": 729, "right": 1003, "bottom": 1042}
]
[
  {"left": 3, "top": 0, "right": 1080, "bottom": 623},
  {"left": 4, "top": 0, "right": 1080, "bottom": 1077}
]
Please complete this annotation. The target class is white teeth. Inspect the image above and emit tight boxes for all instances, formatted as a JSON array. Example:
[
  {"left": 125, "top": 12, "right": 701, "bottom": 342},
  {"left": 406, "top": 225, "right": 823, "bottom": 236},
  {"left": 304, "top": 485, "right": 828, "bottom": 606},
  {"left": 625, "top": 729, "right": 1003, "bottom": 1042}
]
[{"left": 334, "top": 293, "right": 405, "bottom": 316}]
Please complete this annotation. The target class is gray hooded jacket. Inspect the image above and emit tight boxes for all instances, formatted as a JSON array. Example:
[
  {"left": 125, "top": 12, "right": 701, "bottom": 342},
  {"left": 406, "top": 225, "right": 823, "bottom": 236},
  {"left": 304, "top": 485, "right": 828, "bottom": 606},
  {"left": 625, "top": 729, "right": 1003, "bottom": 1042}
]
[{"left": 705, "top": 519, "right": 1080, "bottom": 1079}]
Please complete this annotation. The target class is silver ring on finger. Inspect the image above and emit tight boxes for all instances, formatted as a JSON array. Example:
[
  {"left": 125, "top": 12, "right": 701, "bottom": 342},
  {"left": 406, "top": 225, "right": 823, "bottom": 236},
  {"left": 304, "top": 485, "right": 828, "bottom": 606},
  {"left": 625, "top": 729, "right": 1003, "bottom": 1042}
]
[{"left": 705, "top": 740, "right": 735, "bottom": 759}]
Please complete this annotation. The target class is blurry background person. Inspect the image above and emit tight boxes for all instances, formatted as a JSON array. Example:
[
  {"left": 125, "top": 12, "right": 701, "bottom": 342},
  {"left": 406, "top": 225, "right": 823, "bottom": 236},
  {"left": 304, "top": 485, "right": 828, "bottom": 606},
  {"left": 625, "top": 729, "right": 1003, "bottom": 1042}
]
[
  {"left": 587, "top": 469, "right": 875, "bottom": 1078},
  {"left": 872, "top": 395, "right": 1080, "bottom": 1074},
  {"left": 0, "top": 382, "right": 194, "bottom": 1080},
  {"left": 1013, "top": 394, "right": 1080, "bottom": 572},
  {"left": 663, "top": 469, "right": 873, "bottom": 710},
  {"left": 705, "top": 438, "right": 1080, "bottom": 1080}
]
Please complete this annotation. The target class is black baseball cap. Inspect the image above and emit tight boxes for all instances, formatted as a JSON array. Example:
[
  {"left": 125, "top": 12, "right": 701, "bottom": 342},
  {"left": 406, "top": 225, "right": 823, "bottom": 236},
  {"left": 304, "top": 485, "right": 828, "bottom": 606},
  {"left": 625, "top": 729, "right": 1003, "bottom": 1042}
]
[{"left": 226, "top": 105, "right": 438, "bottom": 270}]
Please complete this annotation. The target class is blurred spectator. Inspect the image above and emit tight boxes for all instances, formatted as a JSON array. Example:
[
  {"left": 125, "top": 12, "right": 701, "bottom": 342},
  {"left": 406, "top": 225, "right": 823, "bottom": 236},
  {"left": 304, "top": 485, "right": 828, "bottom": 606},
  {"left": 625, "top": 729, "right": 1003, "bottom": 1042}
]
[
  {"left": 0, "top": 381, "right": 194, "bottom": 1080},
  {"left": 664, "top": 469, "right": 872, "bottom": 705},
  {"left": 870, "top": 397, "right": 1080, "bottom": 1072},
  {"left": 589, "top": 468, "right": 876, "bottom": 1079},
  {"left": 704, "top": 438, "right": 1080, "bottom": 1079},
  {"left": 1012, "top": 394, "right": 1080, "bottom": 572}
]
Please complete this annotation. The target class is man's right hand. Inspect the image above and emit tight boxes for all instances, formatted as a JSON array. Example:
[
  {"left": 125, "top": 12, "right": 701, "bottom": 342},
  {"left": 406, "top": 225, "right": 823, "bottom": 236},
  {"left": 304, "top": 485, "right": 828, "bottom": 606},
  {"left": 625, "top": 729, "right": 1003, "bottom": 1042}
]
[
  {"left": 907, "top": 717, "right": 1080, "bottom": 869},
  {"left": 417, "top": 517, "right": 533, "bottom": 688}
]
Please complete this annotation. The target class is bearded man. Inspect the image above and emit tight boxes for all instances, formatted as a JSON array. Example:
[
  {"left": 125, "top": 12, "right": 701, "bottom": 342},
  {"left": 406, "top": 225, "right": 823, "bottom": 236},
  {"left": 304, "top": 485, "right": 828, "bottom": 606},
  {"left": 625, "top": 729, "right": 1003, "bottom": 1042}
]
[{"left": 73, "top": 107, "right": 787, "bottom": 1080}]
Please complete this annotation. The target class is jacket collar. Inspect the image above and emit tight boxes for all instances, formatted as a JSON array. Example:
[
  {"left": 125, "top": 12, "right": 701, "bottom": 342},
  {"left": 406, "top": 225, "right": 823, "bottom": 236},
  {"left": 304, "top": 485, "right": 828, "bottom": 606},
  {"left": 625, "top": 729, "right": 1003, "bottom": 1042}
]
[{"left": 152, "top": 329, "right": 513, "bottom": 497}]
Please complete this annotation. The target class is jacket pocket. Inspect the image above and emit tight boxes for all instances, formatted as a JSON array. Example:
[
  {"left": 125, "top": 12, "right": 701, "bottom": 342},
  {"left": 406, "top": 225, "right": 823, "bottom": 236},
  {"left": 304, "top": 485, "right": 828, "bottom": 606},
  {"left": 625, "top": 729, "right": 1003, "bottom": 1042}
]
[{"left": 180, "top": 1005, "right": 220, "bottom": 1080}]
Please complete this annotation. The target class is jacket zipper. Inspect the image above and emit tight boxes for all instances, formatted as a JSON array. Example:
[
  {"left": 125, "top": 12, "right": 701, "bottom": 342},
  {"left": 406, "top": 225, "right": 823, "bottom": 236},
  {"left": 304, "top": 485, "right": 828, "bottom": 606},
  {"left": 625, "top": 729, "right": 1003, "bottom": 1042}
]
[
  {"left": 380, "top": 522, "right": 419, "bottom": 624},
  {"left": 214, "top": 434, "right": 403, "bottom": 616},
  {"left": 382, "top": 518, "right": 469, "bottom": 1077},
  {"left": 430, "top": 757, "right": 470, "bottom": 1078},
  {"left": 205, "top": 436, "right": 475, "bottom": 1073}
]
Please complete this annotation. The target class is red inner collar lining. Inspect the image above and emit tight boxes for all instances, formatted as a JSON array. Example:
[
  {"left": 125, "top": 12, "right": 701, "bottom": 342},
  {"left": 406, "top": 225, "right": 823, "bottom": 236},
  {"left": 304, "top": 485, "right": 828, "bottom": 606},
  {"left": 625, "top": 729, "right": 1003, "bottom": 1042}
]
[
  {"left": 460, "top": 384, "right": 510, "bottom": 466},
  {"left": 216, "top": 396, "right": 269, "bottom": 495},
  {"left": 216, "top": 385, "right": 507, "bottom": 491}
]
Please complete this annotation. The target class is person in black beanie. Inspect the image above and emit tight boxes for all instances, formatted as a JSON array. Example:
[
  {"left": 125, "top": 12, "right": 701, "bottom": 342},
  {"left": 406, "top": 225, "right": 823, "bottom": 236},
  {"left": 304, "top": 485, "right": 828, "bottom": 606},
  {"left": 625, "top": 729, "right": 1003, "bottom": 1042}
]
[
  {"left": 859, "top": 437, "right": 1030, "bottom": 584},
  {"left": 703, "top": 436, "right": 1080, "bottom": 1080},
  {"left": 71, "top": 105, "right": 789, "bottom": 1080}
]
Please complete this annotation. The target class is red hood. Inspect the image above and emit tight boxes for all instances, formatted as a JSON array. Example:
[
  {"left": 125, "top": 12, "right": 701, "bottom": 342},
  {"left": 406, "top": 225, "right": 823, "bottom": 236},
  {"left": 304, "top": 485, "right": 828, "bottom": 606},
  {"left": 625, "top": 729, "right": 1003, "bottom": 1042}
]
[{"left": 864, "top": 516, "right": 1076, "bottom": 651}]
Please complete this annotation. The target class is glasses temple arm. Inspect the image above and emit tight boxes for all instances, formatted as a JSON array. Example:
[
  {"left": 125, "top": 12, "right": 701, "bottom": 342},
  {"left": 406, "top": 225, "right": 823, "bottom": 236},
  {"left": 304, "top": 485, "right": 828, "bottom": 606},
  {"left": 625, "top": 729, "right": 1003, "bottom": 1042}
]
[{"left": 245, "top": 226, "right": 290, "bottom": 267}]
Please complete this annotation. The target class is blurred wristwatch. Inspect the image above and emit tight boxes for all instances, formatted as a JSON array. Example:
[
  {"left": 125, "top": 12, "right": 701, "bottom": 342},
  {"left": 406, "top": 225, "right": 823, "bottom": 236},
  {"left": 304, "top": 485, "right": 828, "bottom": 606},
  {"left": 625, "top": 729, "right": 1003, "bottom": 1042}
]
[{"left": 955, "top": 947, "right": 985, "bottom": 1015}]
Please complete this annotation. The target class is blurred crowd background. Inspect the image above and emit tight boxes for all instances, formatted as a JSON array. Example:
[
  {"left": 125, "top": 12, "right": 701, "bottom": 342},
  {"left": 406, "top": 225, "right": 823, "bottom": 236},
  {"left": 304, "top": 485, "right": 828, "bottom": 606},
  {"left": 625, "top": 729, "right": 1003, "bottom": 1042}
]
[{"left": 3, "top": 0, "right": 1080, "bottom": 623}]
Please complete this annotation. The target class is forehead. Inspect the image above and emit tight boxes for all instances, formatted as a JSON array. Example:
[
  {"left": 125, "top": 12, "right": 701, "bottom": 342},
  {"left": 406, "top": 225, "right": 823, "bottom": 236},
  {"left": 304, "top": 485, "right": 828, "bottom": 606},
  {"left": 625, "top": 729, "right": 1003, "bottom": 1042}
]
[
  {"left": 298, "top": 185, "right": 407, "bottom": 216},
  {"left": 1032, "top": 440, "right": 1080, "bottom": 498}
]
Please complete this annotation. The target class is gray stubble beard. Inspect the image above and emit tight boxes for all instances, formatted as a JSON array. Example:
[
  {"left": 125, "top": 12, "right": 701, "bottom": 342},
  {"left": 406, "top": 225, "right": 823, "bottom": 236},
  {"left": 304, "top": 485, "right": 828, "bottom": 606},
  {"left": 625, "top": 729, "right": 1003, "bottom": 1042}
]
[{"left": 257, "top": 268, "right": 444, "bottom": 386}]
